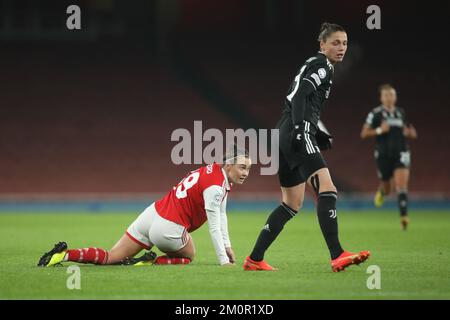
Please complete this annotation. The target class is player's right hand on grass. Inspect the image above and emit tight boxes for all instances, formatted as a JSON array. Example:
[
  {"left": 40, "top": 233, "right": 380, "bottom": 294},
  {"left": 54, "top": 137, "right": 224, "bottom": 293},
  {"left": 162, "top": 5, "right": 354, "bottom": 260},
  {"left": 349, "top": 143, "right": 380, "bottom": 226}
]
[{"left": 291, "top": 123, "right": 305, "bottom": 152}]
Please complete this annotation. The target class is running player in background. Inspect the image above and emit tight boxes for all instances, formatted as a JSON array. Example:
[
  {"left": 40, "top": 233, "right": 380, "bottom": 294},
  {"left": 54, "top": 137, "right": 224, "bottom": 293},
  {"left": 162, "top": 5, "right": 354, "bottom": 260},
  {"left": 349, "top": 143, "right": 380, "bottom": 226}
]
[
  {"left": 361, "top": 84, "right": 418, "bottom": 230},
  {"left": 38, "top": 146, "right": 251, "bottom": 267},
  {"left": 244, "top": 22, "right": 370, "bottom": 272}
]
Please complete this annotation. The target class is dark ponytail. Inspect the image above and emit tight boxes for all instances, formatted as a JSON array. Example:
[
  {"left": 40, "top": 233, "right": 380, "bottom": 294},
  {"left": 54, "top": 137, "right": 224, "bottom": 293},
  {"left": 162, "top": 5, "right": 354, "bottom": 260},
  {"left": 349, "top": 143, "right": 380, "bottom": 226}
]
[{"left": 317, "top": 22, "right": 346, "bottom": 42}]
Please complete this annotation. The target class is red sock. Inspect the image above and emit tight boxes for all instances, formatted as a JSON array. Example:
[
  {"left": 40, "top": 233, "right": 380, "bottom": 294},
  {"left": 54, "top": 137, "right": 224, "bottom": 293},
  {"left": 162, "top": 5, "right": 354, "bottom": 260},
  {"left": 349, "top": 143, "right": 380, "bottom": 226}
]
[
  {"left": 154, "top": 255, "right": 191, "bottom": 265},
  {"left": 66, "top": 248, "right": 109, "bottom": 265}
]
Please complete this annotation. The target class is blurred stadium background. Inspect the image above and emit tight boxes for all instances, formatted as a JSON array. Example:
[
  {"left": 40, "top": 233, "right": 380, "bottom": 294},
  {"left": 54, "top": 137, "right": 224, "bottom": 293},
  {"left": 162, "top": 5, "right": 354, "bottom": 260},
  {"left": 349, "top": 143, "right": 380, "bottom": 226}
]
[{"left": 1, "top": 0, "right": 449, "bottom": 212}]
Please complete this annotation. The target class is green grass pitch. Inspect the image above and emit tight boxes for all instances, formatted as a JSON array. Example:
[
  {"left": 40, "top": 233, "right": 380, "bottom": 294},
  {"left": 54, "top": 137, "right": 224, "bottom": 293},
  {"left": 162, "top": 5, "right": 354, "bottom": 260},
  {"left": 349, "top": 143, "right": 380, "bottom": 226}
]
[{"left": 1, "top": 209, "right": 449, "bottom": 299}]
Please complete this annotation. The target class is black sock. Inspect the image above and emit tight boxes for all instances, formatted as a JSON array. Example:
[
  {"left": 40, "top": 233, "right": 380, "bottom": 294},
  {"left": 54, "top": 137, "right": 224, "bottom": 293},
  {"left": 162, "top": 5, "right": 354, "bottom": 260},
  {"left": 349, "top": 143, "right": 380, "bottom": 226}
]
[
  {"left": 249, "top": 203, "right": 297, "bottom": 261},
  {"left": 317, "top": 191, "right": 343, "bottom": 260},
  {"left": 398, "top": 191, "right": 408, "bottom": 216}
]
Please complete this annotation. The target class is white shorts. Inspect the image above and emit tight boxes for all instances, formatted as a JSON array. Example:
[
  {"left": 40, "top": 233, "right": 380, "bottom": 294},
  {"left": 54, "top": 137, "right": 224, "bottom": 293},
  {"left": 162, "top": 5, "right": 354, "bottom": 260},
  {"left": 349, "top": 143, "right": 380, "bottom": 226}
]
[{"left": 126, "top": 202, "right": 191, "bottom": 253}]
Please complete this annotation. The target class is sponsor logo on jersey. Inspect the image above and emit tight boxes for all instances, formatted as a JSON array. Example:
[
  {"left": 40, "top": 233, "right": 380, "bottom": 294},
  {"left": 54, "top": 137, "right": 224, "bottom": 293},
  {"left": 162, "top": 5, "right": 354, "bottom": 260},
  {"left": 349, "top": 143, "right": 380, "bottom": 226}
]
[{"left": 386, "top": 118, "right": 403, "bottom": 127}]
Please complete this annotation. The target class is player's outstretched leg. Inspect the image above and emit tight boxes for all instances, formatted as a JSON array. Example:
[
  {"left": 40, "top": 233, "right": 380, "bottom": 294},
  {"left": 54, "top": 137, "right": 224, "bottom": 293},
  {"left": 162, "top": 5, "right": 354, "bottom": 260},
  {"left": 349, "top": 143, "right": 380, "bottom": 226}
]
[
  {"left": 244, "top": 202, "right": 297, "bottom": 270},
  {"left": 38, "top": 234, "right": 146, "bottom": 267},
  {"left": 311, "top": 168, "right": 371, "bottom": 272},
  {"left": 244, "top": 184, "right": 303, "bottom": 271}
]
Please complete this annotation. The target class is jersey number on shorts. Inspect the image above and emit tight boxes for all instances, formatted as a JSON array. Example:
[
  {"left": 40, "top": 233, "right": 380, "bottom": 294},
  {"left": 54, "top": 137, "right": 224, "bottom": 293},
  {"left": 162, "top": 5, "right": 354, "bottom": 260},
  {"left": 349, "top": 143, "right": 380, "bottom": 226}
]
[
  {"left": 400, "top": 151, "right": 411, "bottom": 167},
  {"left": 175, "top": 171, "right": 200, "bottom": 199}
]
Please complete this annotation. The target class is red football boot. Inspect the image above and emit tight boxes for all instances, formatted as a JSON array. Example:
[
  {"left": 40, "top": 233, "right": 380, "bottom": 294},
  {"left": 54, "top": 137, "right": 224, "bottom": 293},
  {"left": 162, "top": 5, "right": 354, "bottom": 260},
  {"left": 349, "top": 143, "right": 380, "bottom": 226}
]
[
  {"left": 243, "top": 256, "right": 278, "bottom": 271},
  {"left": 331, "top": 250, "right": 371, "bottom": 272}
]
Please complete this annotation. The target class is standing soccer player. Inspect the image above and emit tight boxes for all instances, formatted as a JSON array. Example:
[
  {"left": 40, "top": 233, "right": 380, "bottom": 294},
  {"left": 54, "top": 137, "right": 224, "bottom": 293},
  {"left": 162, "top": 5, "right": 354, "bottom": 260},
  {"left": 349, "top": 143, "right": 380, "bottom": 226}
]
[
  {"left": 38, "top": 147, "right": 251, "bottom": 267},
  {"left": 361, "top": 84, "right": 418, "bottom": 230},
  {"left": 243, "top": 22, "right": 370, "bottom": 272}
]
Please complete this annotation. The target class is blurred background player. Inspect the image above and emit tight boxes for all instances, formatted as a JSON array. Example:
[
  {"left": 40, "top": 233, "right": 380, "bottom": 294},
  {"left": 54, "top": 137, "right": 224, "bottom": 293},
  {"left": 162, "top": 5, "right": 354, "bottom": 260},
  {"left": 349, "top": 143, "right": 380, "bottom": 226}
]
[
  {"left": 361, "top": 84, "right": 418, "bottom": 230},
  {"left": 38, "top": 147, "right": 251, "bottom": 267},
  {"left": 243, "top": 23, "right": 370, "bottom": 272}
]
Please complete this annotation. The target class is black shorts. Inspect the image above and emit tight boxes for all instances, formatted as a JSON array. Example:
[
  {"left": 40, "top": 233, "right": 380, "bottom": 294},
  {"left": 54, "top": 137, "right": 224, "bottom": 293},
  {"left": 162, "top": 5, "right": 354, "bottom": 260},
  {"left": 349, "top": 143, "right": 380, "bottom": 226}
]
[
  {"left": 375, "top": 150, "right": 411, "bottom": 181},
  {"left": 278, "top": 139, "right": 327, "bottom": 188},
  {"left": 275, "top": 112, "right": 327, "bottom": 187}
]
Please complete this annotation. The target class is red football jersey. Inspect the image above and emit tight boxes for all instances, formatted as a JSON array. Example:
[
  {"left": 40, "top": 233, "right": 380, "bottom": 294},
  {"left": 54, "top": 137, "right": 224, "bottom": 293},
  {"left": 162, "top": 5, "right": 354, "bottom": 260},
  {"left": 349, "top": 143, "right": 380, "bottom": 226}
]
[{"left": 154, "top": 163, "right": 230, "bottom": 232}]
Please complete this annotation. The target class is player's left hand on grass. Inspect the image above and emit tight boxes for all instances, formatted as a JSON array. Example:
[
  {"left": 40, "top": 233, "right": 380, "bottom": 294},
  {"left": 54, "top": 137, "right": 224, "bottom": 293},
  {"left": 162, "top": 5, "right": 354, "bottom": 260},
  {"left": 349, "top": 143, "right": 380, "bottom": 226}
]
[
  {"left": 225, "top": 247, "right": 236, "bottom": 264},
  {"left": 315, "top": 128, "right": 333, "bottom": 150}
]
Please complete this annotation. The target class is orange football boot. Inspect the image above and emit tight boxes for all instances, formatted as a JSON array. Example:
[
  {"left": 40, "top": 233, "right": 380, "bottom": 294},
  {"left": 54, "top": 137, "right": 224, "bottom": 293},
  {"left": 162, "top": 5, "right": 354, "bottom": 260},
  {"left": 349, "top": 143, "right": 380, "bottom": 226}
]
[
  {"left": 331, "top": 250, "right": 371, "bottom": 272},
  {"left": 243, "top": 256, "right": 278, "bottom": 271}
]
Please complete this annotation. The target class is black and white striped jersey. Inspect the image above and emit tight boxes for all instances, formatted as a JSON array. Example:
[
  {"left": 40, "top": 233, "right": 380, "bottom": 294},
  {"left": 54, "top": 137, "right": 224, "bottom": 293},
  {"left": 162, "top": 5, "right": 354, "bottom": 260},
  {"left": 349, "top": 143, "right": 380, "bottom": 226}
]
[
  {"left": 283, "top": 51, "right": 334, "bottom": 134},
  {"left": 365, "top": 105, "right": 409, "bottom": 154}
]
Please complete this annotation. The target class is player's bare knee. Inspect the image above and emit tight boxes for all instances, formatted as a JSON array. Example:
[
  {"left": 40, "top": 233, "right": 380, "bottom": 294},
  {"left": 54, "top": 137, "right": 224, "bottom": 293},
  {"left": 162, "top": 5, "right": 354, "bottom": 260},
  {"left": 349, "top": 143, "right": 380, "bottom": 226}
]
[
  {"left": 309, "top": 174, "right": 320, "bottom": 196},
  {"left": 394, "top": 179, "right": 407, "bottom": 192},
  {"left": 310, "top": 172, "right": 336, "bottom": 195},
  {"left": 284, "top": 199, "right": 302, "bottom": 212},
  {"left": 182, "top": 245, "right": 195, "bottom": 261},
  {"left": 395, "top": 186, "right": 407, "bottom": 194},
  {"left": 319, "top": 184, "right": 337, "bottom": 194},
  {"left": 282, "top": 191, "right": 303, "bottom": 211}
]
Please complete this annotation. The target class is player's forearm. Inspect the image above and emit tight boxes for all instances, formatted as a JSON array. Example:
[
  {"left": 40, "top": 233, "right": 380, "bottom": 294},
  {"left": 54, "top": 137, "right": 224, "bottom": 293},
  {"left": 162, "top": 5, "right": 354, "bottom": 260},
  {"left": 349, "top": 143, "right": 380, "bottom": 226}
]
[
  {"left": 221, "top": 228, "right": 231, "bottom": 248},
  {"left": 291, "top": 97, "right": 307, "bottom": 125},
  {"left": 361, "top": 127, "right": 380, "bottom": 139},
  {"left": 291, "top": 81, "right": 315, "bottom": 125},
  {"left": 220, "top": 210, "right": 231, "bottom": 247},
  {"left": 208, "top": 228, "right": 230, "bottom": 265},
  {"left": 206, "top": 209, "right": 230, "bottom": 265}
]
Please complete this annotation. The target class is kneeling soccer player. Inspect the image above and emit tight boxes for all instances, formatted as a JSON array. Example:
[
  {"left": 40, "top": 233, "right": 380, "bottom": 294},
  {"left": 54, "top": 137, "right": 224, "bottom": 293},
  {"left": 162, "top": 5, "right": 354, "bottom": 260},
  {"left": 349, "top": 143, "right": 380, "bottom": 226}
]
[{"left": 38, "top": 149, "right": 251, "bottom": 267}]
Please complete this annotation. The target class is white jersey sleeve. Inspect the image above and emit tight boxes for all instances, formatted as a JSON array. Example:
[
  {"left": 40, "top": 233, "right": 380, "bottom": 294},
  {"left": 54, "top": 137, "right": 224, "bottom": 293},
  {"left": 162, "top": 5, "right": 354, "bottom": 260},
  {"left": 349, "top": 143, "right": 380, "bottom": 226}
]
[
  {"left": 220, "top": 193, "right": 231, "bottom": 248},
  {"left": 203, "top": 185, "right": 230, "bottom": 265}
]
